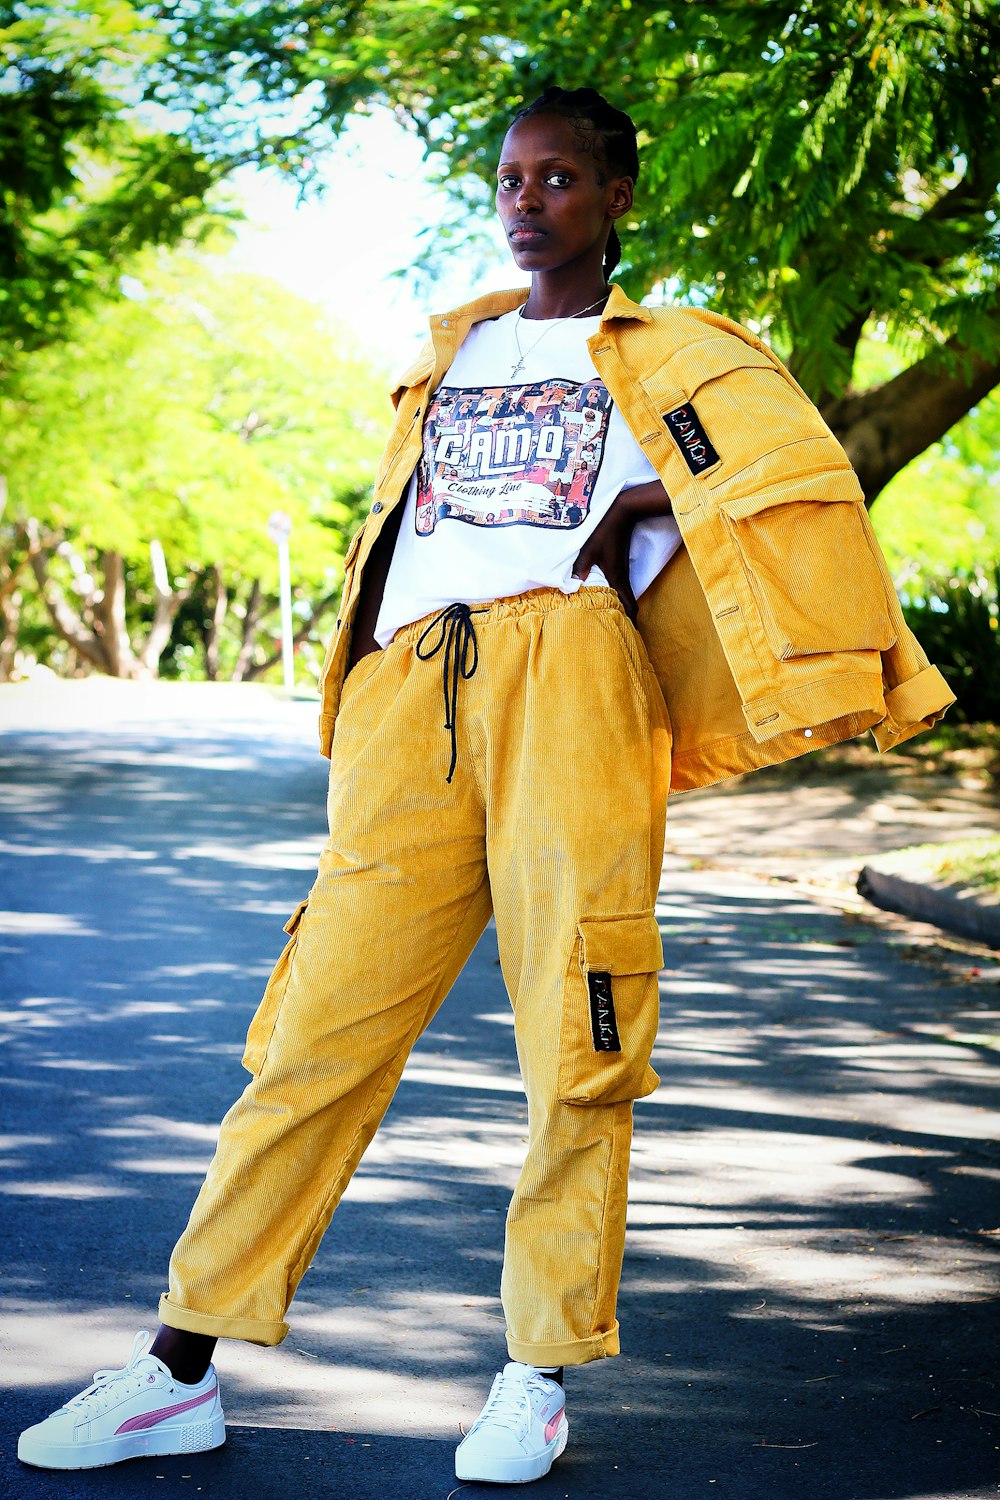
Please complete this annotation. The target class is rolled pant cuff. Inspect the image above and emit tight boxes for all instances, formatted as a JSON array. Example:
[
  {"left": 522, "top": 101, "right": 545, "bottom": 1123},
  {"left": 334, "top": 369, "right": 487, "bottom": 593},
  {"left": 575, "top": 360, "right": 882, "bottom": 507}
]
[
  {"left": 158, "top": 1294, "right": 289, "bottom": 1347},
  {"left": 506, "top": 1322, "right": 620, "bottom": 1367}
]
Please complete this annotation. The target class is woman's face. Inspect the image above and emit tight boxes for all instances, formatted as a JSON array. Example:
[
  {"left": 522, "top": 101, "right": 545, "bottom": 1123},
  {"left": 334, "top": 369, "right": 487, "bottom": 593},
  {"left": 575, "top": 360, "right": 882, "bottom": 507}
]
[{"left": 495, "top": 113, "right": 632, "bottom": 277}]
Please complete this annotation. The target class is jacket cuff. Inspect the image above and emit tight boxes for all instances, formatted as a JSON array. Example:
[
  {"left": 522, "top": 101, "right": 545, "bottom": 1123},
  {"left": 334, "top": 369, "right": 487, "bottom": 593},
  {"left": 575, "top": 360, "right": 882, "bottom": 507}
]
[{"left": 871, "top": 665, "right": 956, "bottom": 751}]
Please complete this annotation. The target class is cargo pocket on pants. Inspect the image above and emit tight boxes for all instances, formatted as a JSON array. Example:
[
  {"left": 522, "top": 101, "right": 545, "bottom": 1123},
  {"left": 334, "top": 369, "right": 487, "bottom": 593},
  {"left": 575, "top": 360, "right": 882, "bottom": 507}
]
[
  {"left": 557, "top": 911, "right": 664, "bottom": 1106},
  {"left": 241, "top": 898, "right": 309, "bottom": 1076}
]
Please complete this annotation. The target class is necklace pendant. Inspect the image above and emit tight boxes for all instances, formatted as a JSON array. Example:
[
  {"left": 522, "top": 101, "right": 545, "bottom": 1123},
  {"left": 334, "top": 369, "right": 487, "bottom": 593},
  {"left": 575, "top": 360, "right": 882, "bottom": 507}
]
[{"left": 510, "top": 358, "right": 525, "bottom": 378}]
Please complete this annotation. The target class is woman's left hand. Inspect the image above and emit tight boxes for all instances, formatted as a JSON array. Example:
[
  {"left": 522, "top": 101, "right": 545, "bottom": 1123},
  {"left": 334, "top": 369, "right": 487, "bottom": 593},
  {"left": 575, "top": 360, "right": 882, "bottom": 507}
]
[{"left": 572, "top": 479, "right": 673, "bottom": 624}]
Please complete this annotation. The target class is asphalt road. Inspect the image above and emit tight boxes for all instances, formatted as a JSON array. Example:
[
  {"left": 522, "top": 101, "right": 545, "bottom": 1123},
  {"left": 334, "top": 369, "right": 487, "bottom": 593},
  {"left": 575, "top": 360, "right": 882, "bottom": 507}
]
[{"left": 2, "top": 682, "right": 999, "bottom": 1500}]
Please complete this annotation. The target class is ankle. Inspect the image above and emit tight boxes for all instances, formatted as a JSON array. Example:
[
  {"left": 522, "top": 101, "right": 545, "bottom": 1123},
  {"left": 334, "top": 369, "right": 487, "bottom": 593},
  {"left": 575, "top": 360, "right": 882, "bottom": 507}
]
[{"left": 149, "top": 1326, "right": 217, "bottom": 1385}]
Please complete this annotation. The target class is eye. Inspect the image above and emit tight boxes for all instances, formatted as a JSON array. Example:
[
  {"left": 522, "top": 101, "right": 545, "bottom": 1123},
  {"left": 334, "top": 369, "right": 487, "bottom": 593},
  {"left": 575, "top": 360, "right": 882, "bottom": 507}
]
[
  {"left": 497, "top": 174, "right": 520, "bottom": 191},
  {"left": 546, "top": 171, "right": 572, "bottom": 188}
]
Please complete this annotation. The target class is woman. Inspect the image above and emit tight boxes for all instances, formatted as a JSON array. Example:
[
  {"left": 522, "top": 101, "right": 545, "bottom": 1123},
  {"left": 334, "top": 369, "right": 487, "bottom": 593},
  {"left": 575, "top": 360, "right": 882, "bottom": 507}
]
[{"left": 18, "top": 86, "right": 951, "bottom": 1486}]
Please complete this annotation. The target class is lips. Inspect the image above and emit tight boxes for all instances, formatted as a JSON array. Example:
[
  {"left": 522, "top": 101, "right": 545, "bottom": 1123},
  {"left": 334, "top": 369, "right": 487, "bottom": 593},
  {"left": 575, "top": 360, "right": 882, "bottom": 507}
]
[{"left": 508, "top": 222, "right": 547, "bottom": 245}]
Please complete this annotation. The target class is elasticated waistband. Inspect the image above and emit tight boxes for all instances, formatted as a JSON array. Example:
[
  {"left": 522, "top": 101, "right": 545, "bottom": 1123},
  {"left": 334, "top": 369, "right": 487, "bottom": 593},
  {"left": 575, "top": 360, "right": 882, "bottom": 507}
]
[{"left": 393, "top": 585, "right": 625, "bottom": 646}]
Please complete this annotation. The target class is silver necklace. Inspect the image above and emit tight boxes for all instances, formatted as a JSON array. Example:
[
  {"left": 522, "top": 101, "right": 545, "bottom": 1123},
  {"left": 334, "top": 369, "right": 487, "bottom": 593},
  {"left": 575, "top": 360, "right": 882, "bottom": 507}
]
[{"left": 510, "top": 293, "right": 609, "bottom": 378}]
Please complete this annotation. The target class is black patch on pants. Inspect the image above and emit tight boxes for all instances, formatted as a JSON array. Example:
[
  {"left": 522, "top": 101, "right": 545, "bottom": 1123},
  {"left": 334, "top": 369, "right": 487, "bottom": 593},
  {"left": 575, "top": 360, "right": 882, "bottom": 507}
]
[
  {"left": 588, "top": 972, "right": 622, "bottom": 1052},
  {"left": 663, "top": 402, "right": 720, "bottom": 476}
]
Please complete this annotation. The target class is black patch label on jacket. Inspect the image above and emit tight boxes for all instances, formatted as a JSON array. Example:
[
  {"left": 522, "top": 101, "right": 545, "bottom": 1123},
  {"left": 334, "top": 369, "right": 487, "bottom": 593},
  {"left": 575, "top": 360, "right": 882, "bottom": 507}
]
[
  {"left": 588, "top": 972, "right": 622, "bottom": 1052},
  {"left": 663, "top": 403, "right": 720, "bottom": 476}
]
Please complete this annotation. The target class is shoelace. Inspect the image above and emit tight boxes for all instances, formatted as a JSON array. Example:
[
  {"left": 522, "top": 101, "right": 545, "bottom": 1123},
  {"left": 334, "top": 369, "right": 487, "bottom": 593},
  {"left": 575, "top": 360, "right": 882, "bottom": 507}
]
[
  {"left": 473, "top": 1369, "right": 542, "bottom": 1435},
  {"left": 65, "top": 1330, "right": 168, "bottom": 1415},
  {"left": 415, "top": 602, "right": 487, "bottom": 783}
]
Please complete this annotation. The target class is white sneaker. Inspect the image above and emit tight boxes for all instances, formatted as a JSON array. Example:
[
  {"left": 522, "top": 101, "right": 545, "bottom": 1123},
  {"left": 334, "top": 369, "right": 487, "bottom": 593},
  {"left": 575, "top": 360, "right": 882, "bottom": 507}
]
[
  {"left": 455, "top": 1361, "right": 568, "bottom": 1484},
  {"left": 17, "top": 1330, "right": 225, "bottom": 1471}
]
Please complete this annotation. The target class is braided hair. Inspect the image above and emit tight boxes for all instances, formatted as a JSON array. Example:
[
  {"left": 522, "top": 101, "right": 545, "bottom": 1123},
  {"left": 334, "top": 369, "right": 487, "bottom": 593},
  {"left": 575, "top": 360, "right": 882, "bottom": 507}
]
[{"left": 510, "top": 87, "right": 640, "bottom": 279}]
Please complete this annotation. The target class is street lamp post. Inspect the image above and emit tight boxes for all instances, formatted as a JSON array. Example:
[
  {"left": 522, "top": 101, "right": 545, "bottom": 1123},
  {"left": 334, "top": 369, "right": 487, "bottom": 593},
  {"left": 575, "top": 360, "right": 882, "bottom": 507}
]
[{"left": 267, "top": 510, "right": 294, "bottom": 692}]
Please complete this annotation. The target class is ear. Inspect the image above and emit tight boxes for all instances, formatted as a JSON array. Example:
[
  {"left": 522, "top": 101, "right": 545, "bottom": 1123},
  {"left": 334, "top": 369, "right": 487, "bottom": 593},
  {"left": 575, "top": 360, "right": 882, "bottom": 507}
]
[{"left": 608, "top": 176, "right": 634, "bottom": 222}]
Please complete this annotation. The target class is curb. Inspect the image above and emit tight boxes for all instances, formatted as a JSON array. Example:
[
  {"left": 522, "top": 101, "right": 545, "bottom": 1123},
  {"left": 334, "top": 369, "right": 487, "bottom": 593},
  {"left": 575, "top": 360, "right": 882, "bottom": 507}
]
[{"left": 857, "top": 864, "right": 1000, "bottom": 950}]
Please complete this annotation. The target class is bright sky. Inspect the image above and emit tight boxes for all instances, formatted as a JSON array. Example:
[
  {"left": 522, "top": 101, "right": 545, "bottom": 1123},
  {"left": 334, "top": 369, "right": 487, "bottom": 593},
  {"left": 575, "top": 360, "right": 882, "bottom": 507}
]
[{"left": 225, "top": 111, "right": 529, "bottom": 371}]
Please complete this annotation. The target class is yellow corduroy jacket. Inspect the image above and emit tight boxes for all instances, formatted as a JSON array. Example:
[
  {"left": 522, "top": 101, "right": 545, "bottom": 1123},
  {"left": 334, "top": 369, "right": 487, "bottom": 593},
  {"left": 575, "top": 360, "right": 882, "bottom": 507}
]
[{"left": 318, "top": 283, "right": 954, "bottom": 792}]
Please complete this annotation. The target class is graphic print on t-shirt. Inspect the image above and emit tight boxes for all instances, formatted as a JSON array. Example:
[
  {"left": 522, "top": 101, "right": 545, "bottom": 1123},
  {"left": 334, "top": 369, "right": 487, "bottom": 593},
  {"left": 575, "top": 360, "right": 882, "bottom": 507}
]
[{"left": 415, "top": 378, "right": 612, "bottom": 534}]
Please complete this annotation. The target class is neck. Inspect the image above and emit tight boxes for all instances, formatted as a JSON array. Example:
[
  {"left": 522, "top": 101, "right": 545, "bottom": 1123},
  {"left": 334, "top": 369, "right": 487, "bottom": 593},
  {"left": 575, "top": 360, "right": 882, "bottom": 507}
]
[{"left": 521, "top": 273, "right": 610, "bottom": 321}]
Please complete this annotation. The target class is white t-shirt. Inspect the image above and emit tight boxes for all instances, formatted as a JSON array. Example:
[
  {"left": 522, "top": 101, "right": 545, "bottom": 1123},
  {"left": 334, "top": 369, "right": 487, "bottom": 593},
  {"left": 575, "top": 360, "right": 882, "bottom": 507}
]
[{"left": 374, "top": 308, "right": 683, "bottom": 647}]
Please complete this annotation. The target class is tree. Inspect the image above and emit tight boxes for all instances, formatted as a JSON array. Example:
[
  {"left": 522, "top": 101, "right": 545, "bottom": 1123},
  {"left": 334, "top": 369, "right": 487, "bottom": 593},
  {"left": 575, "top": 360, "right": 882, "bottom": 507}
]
[
  {"left": 873, "top": 390, "right": 1000, "bottom": 582},
  {"left": 847, "top": 329, "right": 1000, "bottom": 578},
  {"left": 0, "top": 2, "right": 227, "bottom": 363},
  {"left": 0, "top": 0, "right": 338, "bottom": 365},
  {"left": 0, "top": 249, "right": 389, "bottom": 679},
  {"left": 143, "top": 0, "right": 1000, "bottom": 504}
]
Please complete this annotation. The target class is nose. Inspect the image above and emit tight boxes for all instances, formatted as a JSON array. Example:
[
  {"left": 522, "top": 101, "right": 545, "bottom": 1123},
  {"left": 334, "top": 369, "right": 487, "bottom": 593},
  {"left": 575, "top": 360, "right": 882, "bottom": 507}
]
[{"left": 515, "top": 180, "right": 541, "bottom": 213}]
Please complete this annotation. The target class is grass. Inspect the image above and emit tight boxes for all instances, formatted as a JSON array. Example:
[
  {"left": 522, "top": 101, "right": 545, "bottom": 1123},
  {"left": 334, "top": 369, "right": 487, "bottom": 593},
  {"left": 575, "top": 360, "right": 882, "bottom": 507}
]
[
  {"left": 895, "top": 720, "right": 1000, "bottom": 785},
  {"left": 724, "top": 718, "right": 1000, "bottom": 792},
  {"left": 878, "top": 835, "right": 1000, "bottom": 898}
]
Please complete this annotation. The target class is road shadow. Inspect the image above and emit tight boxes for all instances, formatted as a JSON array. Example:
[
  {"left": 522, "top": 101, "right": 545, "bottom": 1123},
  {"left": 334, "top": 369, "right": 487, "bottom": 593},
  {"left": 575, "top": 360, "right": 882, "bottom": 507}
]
[{"left": 2, "top": 726, "right": 999, "bottom": 1500}]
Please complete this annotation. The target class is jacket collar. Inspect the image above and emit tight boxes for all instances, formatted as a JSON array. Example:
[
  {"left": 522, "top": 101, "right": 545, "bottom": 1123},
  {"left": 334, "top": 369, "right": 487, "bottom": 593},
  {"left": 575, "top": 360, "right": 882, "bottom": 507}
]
[
  {"left": 430, "top": 281, "right": 652, "bottom": 333},
  {"left": 395, "top": 283, "right": 654, "bottom": 404}
]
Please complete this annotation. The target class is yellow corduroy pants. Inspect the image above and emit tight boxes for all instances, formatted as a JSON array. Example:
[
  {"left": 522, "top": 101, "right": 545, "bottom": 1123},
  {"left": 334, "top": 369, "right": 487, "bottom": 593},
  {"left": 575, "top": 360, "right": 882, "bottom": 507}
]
[{"left": 159, "top": 586, "right": 671, "bottom": 1368}]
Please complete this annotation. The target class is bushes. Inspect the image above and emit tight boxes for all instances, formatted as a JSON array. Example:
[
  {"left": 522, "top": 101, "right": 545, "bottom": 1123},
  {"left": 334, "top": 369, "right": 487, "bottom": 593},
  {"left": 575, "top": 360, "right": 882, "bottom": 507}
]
[{"left": 900, "top": 565, "right": 1000, "bottom": 724}]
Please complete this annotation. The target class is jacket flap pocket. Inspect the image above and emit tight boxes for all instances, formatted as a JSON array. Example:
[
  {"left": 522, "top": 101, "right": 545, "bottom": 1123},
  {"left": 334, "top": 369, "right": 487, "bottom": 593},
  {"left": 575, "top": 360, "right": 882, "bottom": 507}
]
[
  {"left": 642, "top": 337, "right": 776, "bottom": 408},
  {"left": 718, "top": 472, "right": 896, "bottom": 659},
  {"left": 578, "top": 912, "right": 663, "bottom": 975},
  {"left": 283, "top": 898, "right": 309, "bottom": 936},
  {"left": 717, "top": 446, "right": 859, "bottom": 517}
]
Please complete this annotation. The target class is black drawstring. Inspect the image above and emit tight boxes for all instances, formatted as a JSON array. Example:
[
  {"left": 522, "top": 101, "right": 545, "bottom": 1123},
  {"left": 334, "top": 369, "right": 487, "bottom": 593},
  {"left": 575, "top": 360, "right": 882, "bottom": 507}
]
[{"left": 416, "top": 602, "right": 486, "bottom": 782}]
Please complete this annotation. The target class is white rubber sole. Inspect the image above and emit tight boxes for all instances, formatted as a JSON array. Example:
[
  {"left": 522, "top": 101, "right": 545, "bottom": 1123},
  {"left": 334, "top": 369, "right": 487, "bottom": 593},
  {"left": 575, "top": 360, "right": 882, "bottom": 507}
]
[
  {"left": 18, "top": 1411, "right": 226, "bottom": 1471},
  {"left": 455, "top": 1414, "right": 568, "bottom": 1483}
]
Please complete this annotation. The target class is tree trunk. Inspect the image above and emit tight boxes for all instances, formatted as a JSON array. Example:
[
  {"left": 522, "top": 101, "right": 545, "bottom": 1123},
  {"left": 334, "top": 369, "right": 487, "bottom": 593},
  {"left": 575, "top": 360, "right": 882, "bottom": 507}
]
[
  {"left": 231, "top": 578, "right": 263, "bottom": 682},
  {"left": 203, "top": 562, "right": 227, "bottom": 681},
  {"left": 822, "top": 333, "right": 1000, "bottom": 506},
  {"left": 138, "top": 539, "right": 191, "bottom": 677},
  {"left": 0, "top": 583, "right": 21, "bottom": 680},
  {"left": 243, "top": 591, "right": 338, "bottom": 682},
  {"left": 24, "top": 528, "right": 156, "bottom": 678},
  {"left": 26, "top": 523, "right": 113, "bottom": 673},
  {"left": 0, "top": 479, "right": 27, "bottom": 679},
  {"left": 92, "top": 550, "right": 145, "bottom": 678}
]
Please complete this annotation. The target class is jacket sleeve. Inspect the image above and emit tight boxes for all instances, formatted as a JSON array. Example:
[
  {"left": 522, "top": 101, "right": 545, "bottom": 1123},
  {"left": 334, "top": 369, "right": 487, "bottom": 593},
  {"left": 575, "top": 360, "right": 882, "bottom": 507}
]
[{"left": 621, "top": 317, "right": 954, "bottom": 752}]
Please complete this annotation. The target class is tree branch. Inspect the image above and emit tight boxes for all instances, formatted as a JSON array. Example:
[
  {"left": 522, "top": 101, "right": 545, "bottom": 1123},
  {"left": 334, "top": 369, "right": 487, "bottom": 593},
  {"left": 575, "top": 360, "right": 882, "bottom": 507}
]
[
  {"left": 23, "top": 521, "right": 112, "bottom": 672},
  {"left": 822, "top": 326, "right": 1000, "bottom": 504},
  {"left": 887, "top": 153, "right": 1000, "bottom": 269},
  {"left": 138, "top": 539, "right": 192, "bottom": 675},
  {"left": 0, "top": 545, "right": 28, "bottom": 604},
  {"left": 243, "top": 591, "right": 339, "bottom": 682},
  {"left": 203, "top": 561, "right": 227, "bottom": 681},
  {"left": 794, "top": 306, "right": 873, "bottom": 403},
  {"left": 923, "top": 151, "right": 999, "bottom": 223},
  {"left": 93, "top": 551, "right": 143, "bottom": 678},
  {"left": 231, "top": 578, "right": 262, "bottom": 683}
]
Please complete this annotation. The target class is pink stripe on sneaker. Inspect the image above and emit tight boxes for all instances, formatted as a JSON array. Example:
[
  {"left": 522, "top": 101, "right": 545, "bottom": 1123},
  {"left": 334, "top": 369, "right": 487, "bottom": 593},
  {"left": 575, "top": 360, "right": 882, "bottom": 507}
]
[
  {"left": 544, "top": 1412, "right": 564, "bottom": 1442},
  {"left": 115, "top": 1384, "right": 216, "bottom": 1434}
]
